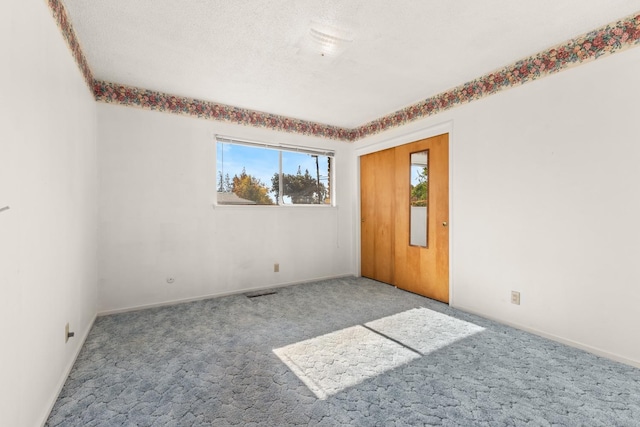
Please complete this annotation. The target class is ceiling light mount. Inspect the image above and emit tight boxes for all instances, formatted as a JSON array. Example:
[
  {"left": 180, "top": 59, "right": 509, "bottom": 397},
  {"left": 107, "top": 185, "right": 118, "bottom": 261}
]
[{"left": 306, "top": 22, "right": 353, "bottom": 57}]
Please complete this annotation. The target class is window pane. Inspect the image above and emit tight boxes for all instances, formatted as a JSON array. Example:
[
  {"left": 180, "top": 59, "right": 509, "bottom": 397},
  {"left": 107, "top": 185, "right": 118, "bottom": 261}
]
[
  {"left": 216, "top": 142, "right": 277, "bottom": 205},
  {"left": 410, "top": 150, "right": 428, "bottom": 247},
  {"left": 280, "top": 151, "right": 331, "bottom": 205}
]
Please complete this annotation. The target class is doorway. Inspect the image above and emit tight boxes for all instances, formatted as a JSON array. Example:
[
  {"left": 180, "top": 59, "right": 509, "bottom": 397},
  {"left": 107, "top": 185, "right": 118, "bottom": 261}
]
[{"left": 360, "top": 133, "right": 449, "bottom": 303}]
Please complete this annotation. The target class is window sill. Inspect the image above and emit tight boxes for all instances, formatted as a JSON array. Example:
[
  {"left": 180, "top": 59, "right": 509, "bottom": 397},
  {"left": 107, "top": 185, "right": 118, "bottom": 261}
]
[{"left": 211, "top": 203, "right": 337, "bottom": 210}]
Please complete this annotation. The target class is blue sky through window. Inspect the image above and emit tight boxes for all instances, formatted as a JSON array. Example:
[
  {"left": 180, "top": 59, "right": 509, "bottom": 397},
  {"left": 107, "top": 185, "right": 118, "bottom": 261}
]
[{"left": 217, "top": 143, "right": 331, "bottom": 204}]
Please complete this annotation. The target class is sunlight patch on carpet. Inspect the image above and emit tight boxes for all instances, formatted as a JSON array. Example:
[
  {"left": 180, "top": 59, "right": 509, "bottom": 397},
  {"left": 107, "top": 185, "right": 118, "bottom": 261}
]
[
  {"left": 365, "top": 307, "right": 485, "bottom": 355},
  {"left": 273, "top": 307, "right": 484, "bottom": 399},
  {"left": 274, "top": 325, "right": 418, "bottom": 399}
]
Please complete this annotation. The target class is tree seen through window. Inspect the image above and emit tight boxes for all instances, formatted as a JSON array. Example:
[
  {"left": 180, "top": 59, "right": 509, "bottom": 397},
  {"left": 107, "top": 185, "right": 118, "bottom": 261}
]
[{"left": 216, "top": 141, "right": 332, "bottom": 205}]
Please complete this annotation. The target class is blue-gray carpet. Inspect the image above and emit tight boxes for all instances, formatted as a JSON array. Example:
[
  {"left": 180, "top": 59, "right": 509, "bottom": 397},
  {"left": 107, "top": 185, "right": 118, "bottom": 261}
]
[{"left": 46, "top": 277, "right": 640, "bottom": 426}]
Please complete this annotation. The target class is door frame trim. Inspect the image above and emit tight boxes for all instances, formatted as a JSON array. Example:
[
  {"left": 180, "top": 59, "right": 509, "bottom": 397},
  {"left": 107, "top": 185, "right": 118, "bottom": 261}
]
[{"left": 354, "top": 120, "right": 455, "bottom": 305}]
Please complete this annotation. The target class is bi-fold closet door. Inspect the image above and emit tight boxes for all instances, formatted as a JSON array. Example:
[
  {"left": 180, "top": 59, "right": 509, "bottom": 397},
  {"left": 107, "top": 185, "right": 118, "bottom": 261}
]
[{"left": 360, "top": 133, "right": 449, "bottom": 303}]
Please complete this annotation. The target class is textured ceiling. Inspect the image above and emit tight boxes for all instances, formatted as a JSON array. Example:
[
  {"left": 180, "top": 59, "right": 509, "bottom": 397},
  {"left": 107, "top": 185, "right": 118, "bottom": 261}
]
[{"left": 63, "top": 0, "right": 640, "bottom": 128}]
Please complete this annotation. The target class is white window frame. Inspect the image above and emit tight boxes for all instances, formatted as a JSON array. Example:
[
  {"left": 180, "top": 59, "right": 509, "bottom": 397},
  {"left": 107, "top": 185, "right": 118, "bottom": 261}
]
[{"left": 215, "top": 135, "right": 336, "bottom": 207}]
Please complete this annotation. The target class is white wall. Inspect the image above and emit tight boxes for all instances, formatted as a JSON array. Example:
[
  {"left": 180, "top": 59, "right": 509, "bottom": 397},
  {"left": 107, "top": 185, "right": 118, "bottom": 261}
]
[
  {"left": 0, "top": 2, "right": 98, "bottom": 426},
  {"left": 97, "top": 104, "right": 354, "bottom": 313},
  {"left": 355, "top": 46, "right": 640, "bottom": 367}
]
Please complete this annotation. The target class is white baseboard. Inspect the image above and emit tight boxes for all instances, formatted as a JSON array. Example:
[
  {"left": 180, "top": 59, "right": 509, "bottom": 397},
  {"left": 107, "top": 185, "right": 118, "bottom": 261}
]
[
  {"left": 453, "top": 304, "right": 640, "bottom": 369},
  {"left": 39, "top": 313, "right": 97, "bottom": 427},
  {"left": 98, "top": 274, "right": 355, "bottom": 316}
]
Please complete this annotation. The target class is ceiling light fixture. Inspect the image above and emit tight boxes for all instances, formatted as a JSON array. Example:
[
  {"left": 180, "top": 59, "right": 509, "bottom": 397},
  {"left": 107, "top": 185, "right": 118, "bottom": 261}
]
[{"left": 307, "top": 22, "right": 353, "bottom": 57}]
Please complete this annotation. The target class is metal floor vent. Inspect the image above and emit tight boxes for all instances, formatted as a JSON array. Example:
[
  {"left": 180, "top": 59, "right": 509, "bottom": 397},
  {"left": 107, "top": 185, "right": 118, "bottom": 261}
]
[{"left": 245, "top": 291, "right": 278, "bottom": 299}]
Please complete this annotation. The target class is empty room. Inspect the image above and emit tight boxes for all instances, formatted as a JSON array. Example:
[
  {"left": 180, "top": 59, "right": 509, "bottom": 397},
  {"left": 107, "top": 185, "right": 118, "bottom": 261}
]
[{"left": 3, "top": 1, "right": 640, "bottom": 426}]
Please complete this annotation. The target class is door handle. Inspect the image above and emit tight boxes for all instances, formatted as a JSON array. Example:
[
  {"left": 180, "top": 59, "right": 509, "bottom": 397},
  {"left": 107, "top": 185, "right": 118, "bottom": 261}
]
[
  {"left": 0, "top": 206, "right": 9, "bottom": 213},
  {"left": 442, "top": 221, "right": 448, "bottom": 227}
]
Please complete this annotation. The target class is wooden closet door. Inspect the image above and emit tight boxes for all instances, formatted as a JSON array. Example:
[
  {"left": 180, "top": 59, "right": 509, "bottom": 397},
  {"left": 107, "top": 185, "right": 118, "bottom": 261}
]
[
  {"left": 360, "top": 134, "right": 449, "bottom": 303},
  {"left": 360, "top": 147, "right": 395, "bottom": 284},
  {"left": 394, "top": 134, "right": 449, "bottom": 303}
]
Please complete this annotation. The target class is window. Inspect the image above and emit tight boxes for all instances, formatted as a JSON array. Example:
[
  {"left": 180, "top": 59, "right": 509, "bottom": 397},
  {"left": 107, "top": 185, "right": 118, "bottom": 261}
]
[
  {"left": 216, "top": 136, "right": 334, "bottom": 206},
  {"left": 410, "top": 150, "right": 428, "bottom": 247}
]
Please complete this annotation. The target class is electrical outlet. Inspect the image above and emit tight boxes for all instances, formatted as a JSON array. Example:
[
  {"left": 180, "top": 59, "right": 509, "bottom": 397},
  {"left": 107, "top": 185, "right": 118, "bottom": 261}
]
[
  {"left": 274, "top": 263, "right": 279, "bottom": 273},
  {"left": 511, "top": 291, "right": 521, "bottom": 305},
  {"left": 65, "top": 323, "right": 70, "bottom": 343}
]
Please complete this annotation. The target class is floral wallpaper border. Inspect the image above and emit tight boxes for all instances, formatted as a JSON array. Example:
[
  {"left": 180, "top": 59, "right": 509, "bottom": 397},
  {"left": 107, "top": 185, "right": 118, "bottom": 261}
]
[
  {"left": 92, "top": 82, "right": 354, "bottom": 140},
  {"left": 47, "top": 0, "right": 94, "bottom": 91},
  {"left": 351, "top": 12, "right": 640, "bottom": 140},
  {"left": 47, "top": 1, "right": 639, "bottom": 142}
]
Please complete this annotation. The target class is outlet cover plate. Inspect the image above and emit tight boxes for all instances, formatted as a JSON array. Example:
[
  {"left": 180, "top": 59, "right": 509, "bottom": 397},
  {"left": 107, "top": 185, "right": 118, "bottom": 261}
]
[{"left": 511, "top": 291, "right": 521, "bottom": 305}]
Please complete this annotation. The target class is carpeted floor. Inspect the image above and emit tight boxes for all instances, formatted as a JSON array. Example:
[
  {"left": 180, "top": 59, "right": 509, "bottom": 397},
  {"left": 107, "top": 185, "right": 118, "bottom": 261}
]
[{"left": 46, "top": 277, "right": 640, "bottom": 426}]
